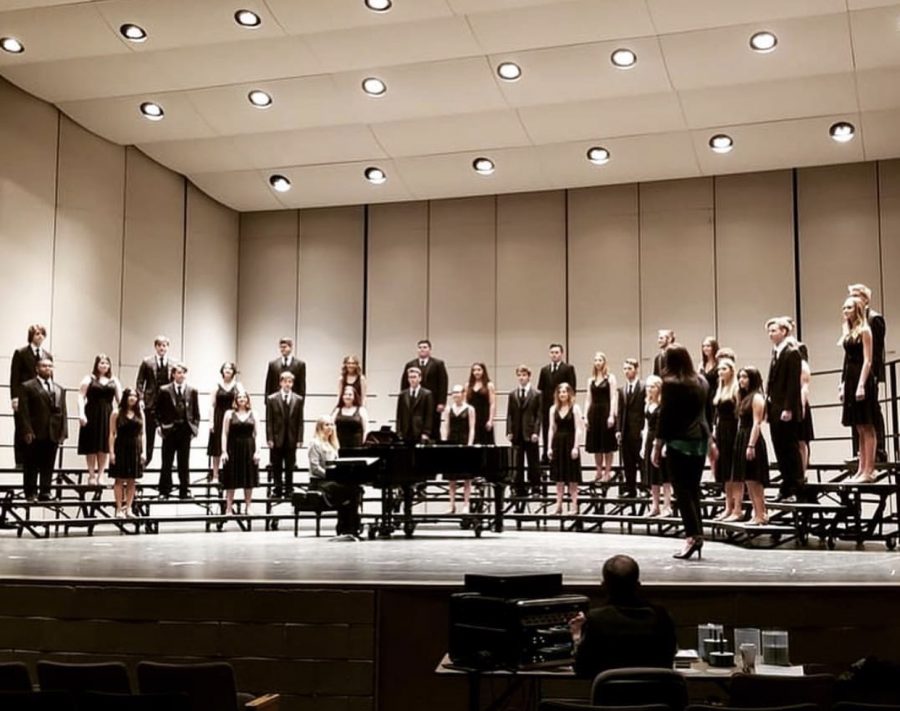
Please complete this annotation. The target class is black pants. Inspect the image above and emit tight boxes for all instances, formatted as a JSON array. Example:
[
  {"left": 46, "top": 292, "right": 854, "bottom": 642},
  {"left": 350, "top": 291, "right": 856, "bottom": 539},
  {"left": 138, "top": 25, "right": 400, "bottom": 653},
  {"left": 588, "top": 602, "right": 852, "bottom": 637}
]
[
  {"left": 270, "top": 444, "right": 296, "bottom": 497},
  {"left": 317, "top": 480, "right": 362, "bottom": 535},
  {"left": 770, "top": 419, "right": 803, "bottom": 497},
  {"left": 24, "top": 439, "right": 58, "bottom": 499},
  {"left": 541, "top": 410, "right": 552, "bottom": 460},
  {"left": 160, "top": 425, "right": 192, "bottom": 497},
  {"left": 620, "top": 434, "right": 642, "bottom": 497},
  {"left": 144, "top": 409, "right": 158, "bottom": 466},
  {"left": 13, "top": 411, "right": 26, "bottom": 468},
  {"left": 668, "top": 448, "right": 705, "bottom": 538},
  {"left": 512, "top": 440, "right": 541, "bottom": 496}
]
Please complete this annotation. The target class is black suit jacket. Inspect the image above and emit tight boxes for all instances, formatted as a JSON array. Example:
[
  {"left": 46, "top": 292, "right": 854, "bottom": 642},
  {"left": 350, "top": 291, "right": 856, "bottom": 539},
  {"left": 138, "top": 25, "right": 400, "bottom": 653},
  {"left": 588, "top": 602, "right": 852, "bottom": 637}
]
[
  {"left": 766, "top": 343, "right": 803, "bottom": 421},
  {"left": 265, "top": 357, "right": 307, "bottom": 399},
  {"left": 537, "top": 363, "right": 577, "bottom": 409},
  {"left": 136, "top": 356, "right": 171, "bottom": 410},
  {"left": 868, "top": 307, "right": 886, "bottom": 381},
  {"left": 10, "top": 346, "right": 52, "bottom": 402},
  {"left": 156, "top": 383, "right": 200, "bottom": 437},
  {"left": 266, "top": 392, "right": 304, "bottom": 447},
  {"left": 505, "top": 388, "right": 542, "bottom": 444},
  {"left": 652, "top": 352, "right": 665, "bottom": 377},
  {"left": 401, "top": 358, "right": 448, "bottom": 408},
  {"left": 617, "top": 380, "right": 646, "bottom": 440},
  {"left": 396, "top": 387, "right": 435, "bottom": 443},
  {"left": 19, "top": 378, "right": 68, "bottom": 443}
]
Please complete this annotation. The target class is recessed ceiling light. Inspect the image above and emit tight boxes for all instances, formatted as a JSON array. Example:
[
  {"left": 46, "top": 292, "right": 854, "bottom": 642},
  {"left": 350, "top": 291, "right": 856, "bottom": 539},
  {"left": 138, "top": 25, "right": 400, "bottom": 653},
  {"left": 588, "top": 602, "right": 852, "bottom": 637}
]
[
  {"left": 586, "top": 146, "right": 610, "bottom": 165},
  {"left": 0, "top": 36, "right": 24, "bottom": 54},
  {"left": 269, "top": 175, "right": 291, "bottom": 192},
  {"left": 365, "top": 167, "right": 387, "bottom": 184},
  {"left": 829, "top": 121, "right": 856, "bottom": 143},
  {"left": 472, "top": 157, "right": 495, "bottom": 176},
  {"left": 610, "top": 48, "right": 637, "bottom": 68},
  {"left": 139, "top": 102, "right": 164, "bottom": 121},
  {"left": 497, "top": 62, "right": 522, "bottom": 82},
  {"left": 709, "top": 134, "right": 734, "bottom": 154},
  {"left": 749, "top": 31, "right": 777, "bottom": 53},
  {"left": 234, "top": 9, "right": 261, "bottom": 27},
  {"left": 365, "top": 0, "right": 392, "bottom": 11},
  {"left": 119, "top": 23, "right": 147, "bottom": 42},
  {"left": 362, "top": 77, "right": 387, "bottom": 96},
  {"left": 248, "top": 89, "right": 273, "bottom": 108}
]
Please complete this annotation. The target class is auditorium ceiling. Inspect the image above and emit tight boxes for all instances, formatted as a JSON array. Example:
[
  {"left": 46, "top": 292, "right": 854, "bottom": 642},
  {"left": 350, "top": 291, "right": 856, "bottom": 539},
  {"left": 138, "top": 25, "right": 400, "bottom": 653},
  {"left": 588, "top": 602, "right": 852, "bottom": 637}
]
[{"left": 1, "top": 0, "right": 900, "bottom": 211}]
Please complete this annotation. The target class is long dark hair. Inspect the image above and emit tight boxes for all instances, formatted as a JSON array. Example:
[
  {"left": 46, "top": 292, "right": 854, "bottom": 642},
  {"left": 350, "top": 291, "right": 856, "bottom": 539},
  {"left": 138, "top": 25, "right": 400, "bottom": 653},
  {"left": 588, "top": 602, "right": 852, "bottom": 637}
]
[
  {"left": 92, "top": 353, "right": 114, "bottom": 379},
  {"left": 466, "top": 362, "right": 491, "bottom": 398},
  {"left": 118, "top": 388, "right": 143, "bottom": 424},
  {"left": 700, "top": 336, "right": 719, "bottom": 373},
  {"left": 661, "top": 344, "right": 696, "bottom": 380},
  {"left": 738, "top": 367, "right": 765, "bottom": 417}
]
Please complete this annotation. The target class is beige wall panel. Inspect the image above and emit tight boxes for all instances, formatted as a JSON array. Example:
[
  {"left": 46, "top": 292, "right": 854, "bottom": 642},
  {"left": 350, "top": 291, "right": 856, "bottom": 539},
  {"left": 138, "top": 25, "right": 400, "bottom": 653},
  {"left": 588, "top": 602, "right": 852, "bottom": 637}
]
[
  {"left": 297, "top": 206, "right": 365, "bottom": 424},
  {"left": 184, "top": 184, "right": 239, "bottom": 393},
  {"left": 428, "top": 196, "right": 496, "bottom": 392},
  {"left": 639, "top": 178, "right": 716, "bottom": 374},
  {"left": 0, "top": 79, "right": 58, "bottom": 367},
  {"left": 366, "top": 201, "right": 429, "bottom": 426},
  {"left": 51, "top": 116, "right": 125, "bottom": 383},
  {"left": 496, "top": 191, "right": 567, "bottom": 394},
  {"left": 714, "top": 171, "right": 795, "bottom": 373},
  {"left": 237, "top": 210, "right": 299, "bottom": 397},
  {"left": 121, "top": 148, "right": 186, "bottom": 372},
  {"left": 567, "top": 185, "right": 641, "bottom": 387},
  {"left": 798, "top": 163, "right": 880, "bottom": 373},
  {"left": 878, "top": 159, "right": 900, "bottom": 366}
]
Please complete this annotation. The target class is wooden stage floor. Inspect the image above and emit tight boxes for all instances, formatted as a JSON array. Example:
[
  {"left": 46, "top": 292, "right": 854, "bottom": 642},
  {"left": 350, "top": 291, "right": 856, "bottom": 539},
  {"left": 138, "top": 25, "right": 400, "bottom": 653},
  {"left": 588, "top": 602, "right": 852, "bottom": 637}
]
[{"left": 2, "top": 526, "right": 899, "bottom": 587}]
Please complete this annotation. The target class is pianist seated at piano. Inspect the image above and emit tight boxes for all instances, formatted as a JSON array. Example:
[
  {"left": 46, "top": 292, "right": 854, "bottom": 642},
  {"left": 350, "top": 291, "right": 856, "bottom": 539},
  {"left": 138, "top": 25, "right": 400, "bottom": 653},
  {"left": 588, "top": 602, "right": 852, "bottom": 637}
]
[
  {"left": 308, "top": 415, "right": 363, "bottom": 541},
  {"left": 442, "top": 385, "right": 475, "bottom": 514}
]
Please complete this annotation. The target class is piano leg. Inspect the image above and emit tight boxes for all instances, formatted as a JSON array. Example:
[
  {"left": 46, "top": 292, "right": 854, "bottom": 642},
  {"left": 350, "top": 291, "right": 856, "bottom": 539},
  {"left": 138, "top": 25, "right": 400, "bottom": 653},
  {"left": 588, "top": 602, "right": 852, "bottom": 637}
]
[{"left": 492, "top": 483, "right": 505, "bottom": 533}]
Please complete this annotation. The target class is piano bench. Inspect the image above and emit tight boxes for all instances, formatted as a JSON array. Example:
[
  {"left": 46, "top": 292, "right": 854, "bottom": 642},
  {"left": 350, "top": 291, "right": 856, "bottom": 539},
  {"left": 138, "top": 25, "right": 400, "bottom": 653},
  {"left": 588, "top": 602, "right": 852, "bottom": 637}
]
[{"left": 292, "top": 491, "right": 326, "bottom": 538}]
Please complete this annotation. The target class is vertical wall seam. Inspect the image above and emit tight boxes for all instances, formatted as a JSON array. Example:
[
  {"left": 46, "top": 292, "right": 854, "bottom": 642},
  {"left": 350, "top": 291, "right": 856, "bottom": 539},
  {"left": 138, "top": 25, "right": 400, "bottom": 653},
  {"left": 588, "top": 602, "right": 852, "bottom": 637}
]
[
  {"left": 494, "top": 194, "right": 499, "bottom": 373},
  {"left": 876, "top": 161, "right": 886, "bottom": 315},
  {"left": 712, "top": 177, "right": 719, "bottom": 336},
  {"left": 362, "top": 204, "right": 369, "bottom": 371},
  {"left": 180, "top": 179, "right": 188, "bottom": 355},
  {"left": 425, "top": 201, "right": 431, "bottom": 337},
  {"left": 235, "top": 213, "right": 242, "bottom": 362},
  {"left": 49, "top": 111, "right": 62, "bottom": 345},
  {"left": 295, "top": 210, "right": 301, "bottom": 342},
  {"left": 792, "top": 168, "right": 802, "bottom": 340},
  {"left": 117, "top": 148, "right": 128, "bottom": 368},
  {"left": 637, "top": 183, "right": 644, "bottom": 366},
  {"left": 564, "top": 189, "right": 571, "bottom": 356}
]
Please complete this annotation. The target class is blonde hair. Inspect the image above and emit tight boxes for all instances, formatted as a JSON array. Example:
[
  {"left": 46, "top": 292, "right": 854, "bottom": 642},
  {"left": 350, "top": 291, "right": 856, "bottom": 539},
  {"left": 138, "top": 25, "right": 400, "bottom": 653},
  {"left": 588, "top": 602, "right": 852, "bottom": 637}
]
[
  {"left": 591, "top": 352, "right": 609, "bottom": 380},
  {"left": 766, "top": 316, "right": 794, "bottom": 333},
  {"left": 314, "top": 415, "right": 340, "bottom": 450},
  {"left": 848, "top": 283, "right": 872, "bottom": 303},
  {"left": 554, "top": 383, "right": 575, "bottom": 409},
  {"left": 713, "top": 359, "right": 739, "bottom": 405},
  {"left": 644, "top": 375, "right": 662, "bottom": 406},
  {"left": 234, "top": 388, "right": 251, "bottom": 411},
  {"left": 840, "top": 297, "right": 869, "bottom": 345}
]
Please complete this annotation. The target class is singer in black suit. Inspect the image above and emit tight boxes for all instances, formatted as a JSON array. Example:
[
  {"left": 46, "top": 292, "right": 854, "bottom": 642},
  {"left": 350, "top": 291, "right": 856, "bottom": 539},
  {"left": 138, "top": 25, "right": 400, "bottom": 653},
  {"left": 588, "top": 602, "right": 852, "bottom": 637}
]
[
  {"left": 652, "top": 330, "right": 676, "bottom": 377},
  {"left": 266, "top": 372, "right": 305, "bottom": 498},
  {"left": 849, "top": 284, "right": 887, "bottom": 461},
  {"left": 18, "top": 358, "right": 67, "bottom": 501},
  {"left": 155, "top": 363, "right": 200, "bottom": 499},
  {"left": 617, "top": 358, "right": 646, "bottom": 498},
  {"left": 765, "top": 317, "right": 804, "bottom": 501},
  {"left": 400, "top": 339, "right": 447, "bottom": 441},
  {"left": 10, "top": 324, "right": 51, "bottom": 468},
  {"left": 135, "top": 335, "right": 172, "bottom": 465},
  {"left": 506, "top": 365, "right": 542, "bottom": 499},
  {"left": 537, "top": 343, "right": 577, "bottom": 461},
  {"left": 396, "top": 368, "right": 435, "bottom": 444},
  {"left": 264, "top": 338, "right": 306, "bottom": 445}
]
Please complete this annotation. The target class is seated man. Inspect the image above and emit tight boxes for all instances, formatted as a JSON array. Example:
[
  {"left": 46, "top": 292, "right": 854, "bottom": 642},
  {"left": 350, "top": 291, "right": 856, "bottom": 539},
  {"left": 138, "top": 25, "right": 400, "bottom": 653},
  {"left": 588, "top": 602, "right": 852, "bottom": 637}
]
[{"left": 569, "top": 554, "right": 677, "bottom": 679}]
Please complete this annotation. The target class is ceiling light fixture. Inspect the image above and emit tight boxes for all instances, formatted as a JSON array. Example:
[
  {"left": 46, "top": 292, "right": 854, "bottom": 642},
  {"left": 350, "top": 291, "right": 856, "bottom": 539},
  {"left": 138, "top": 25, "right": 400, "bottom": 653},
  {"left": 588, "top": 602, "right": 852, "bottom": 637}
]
[
  {"left": 829, "top": 121, "right": 855, "bottom": 143},
  {"left": 0, "top": 36, "right": 24, "bottom": 54},
  {"left": 269, "top": 175, "right": 291, "bottom": 192},
  {"left": 610, "top": 48, "right": 637, "bottom": 68},
  {"left": 365, "top": 0, "right": 392, "bottom": 12},
  {"left": 119, "top": 23, "right": 147, "bottom": 42},
  {"left": 234, "top": 9, "right": 261, "bottom": 27},
  {"left": 472, "top": 157, "right": 495, "bottom": 175},
  {"left": 248, "top": 89, "right": 273, "bottom": 108},
  {"left": 749, "top": 31, "right": 778, "bottom": 53},
  {"left": 497, "top": 62, "right": 522, "bottom": 82},
  {"left": 139, "top": 101, "right": 165, "bottom": 121},
  {"left": 709, "top": 134, "right": 734, "bottom": 154},
  {"left": 362, "top": 76, "right": 387, "bottom": 96},
  {"left": 586, "top": 146, "right": 610, "bottom": 165},
  {"left": 365, "top": 167, "right": 387, "bottom": 184}
]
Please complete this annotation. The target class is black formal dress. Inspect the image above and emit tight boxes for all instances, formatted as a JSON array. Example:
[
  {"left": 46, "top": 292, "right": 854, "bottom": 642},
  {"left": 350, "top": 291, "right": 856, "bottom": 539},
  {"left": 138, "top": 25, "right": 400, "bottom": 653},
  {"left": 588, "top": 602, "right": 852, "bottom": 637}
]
[
  {"left": 111, "top": 415, "right": 143, "bottom": 480},
  {"left": 467, "top": 387, "right": 493, "bottom": 444},
  {"left": 586, "top": 378, "right": 616, "bottom": 454},
  {"left": 538, "top": 362, "right": 577, "bottom": 458},
  {"left": 700, "top": 367, "right": 718, "bottom": 433},
  {"left": 447, "top": 406, "right": 471, "bottom": 445},
  {"left": 842, "top": 337, "right": 879, "bottom": 427},
  {"left": 222, "top": 412, "right": 259, "bottom": 490},
  {"left": 207, "top": 384, "right": 237, "bottom": 457},
  {"left": 732, "top": 401, "right": 769, "bottom": 484},
  {"left": 335, "top": 407, "right": 364, "bottom": 449},
  {"left": 550, "top": 408, "right": 581, "bottom": 484},
  {"left": 10, "top": 344, "right": 52, "bottom": 467},
  {"left": 713, "top": 397, "right": 738, "bottom": 485},
  {"left": 642, "top": 405, "right": 666, "bottom": 486},
  {"left": 77, "top": 378, "right": 117, "bottom": 455}
]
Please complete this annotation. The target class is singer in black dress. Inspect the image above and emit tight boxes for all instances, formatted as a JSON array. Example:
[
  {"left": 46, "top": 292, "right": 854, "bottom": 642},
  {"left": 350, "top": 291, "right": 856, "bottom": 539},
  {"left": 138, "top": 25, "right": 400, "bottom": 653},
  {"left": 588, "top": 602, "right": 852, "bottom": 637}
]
[
  {"left": 77, "top": 354, "right": 121, "bottom": 485},
  {"left": 109, "top": 388, "right": 144, "bottom": 518},
  {"left": 206, "top": 362, "right": 239, "bottom": 482},
  {"left": 642, "top": 376, "right": 671, "bottom": 517},
  {"left": 841, "top": 297, "right": 878, "bottom": 482},
  {"left": 584, "top": 353, "right": 618, "bottom": 483},
  {"left": 712, "top": 359, "right": 741, "bottom": 521},
  {"left": 220, "top": 391, "right": 260, "bottom": 517},
  {"left": 337, "top": 354, "right": 367, "bottom": 407},
  {"left": 443, "top": 385, "right": 475, "bottom": 513},
  {"left": 732, "top": 367, "right": 769, "bottom": 525},
  {"left": 466, "top": 362, "right": 496, "bottom": 445},
  {"left": 548, "top": 383, "right": 584, "bottom": 514},
  {"left": 333, "top": 385, "right": 368, "bottom": 450}
]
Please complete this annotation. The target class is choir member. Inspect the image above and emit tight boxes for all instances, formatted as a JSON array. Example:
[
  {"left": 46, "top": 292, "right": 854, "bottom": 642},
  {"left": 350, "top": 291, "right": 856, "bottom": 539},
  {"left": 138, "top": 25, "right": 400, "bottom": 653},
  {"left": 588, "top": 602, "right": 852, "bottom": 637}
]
[
  {"left": 156, "top": 363, "right": 200, "bottom": 499},
  {"left": 220, "top": 389, "right": 260, "bottom": 516},
  {"left": 538, "top": 343, "right": 577, "bottom": 462},
  {"left": 109, "top": 388, "right": 144, "bottom": 518},
  {"left": 848, "top": 284, "right": 887, "bottom": 462},
  {"left": 617, "top": 358, "right": 645, "bottom": 499},
  {"left": 699, "top": 336, "right": 719, "bottom": 446},
  {"left": 734, "top": 367, "right": 770, "bottom": 524},
  {"left": 18, "top": 357, "right": 67, "bottom": 501},
  {"left": 797, "top": 342, "right": 815, "bottom": 479},
  {"left": 711, "top": 359, "right": 740, "bottom": 520},
  {"left": 466, "top": 362, "right": 496, "bottom": 444},
  {"left": 642, "top": 376, "right": 672, "bottom": 517},
  {"left": 396, "top": 367, "right": 434, "bottom": 444},
  {"left": 308, "top": 415, "right": 362, "bottom": 541},
  {"left": 548, "top": 383, "right": 584, "bottom": 515},
  {"left": 9, "top": 324, "right": 51, "bottom": 468},
  {"left": 264, "top": 338, "right": 306, "bottom": 443},
  {"left": 715, "top": 346, "right": 736, "bottom": 363},
  {"left": 333, "top": 385, "right": 368, "bottom": 450},
  {"left": 400, "top": 340, "right": 447, "bottom": 442},
  {"left": 652, "top": 344, "right": 709, "bottom": 560},
  {"left": 652, "top": 330, "right": 676, "bottom": 377},
  {"left": 584, "top": 352, "right": 618, "bottom": 484},
  {"left": 266, "top": 372, "right": 304, "bottom": 498},
  {"left": 765, "top": 317, "right": 804, "bottom": 502},
  {"left": 135, "top": 335, "right": 172, "bottom": 466},
  {"left": 840, "top": 297, "right": 878, "bottom": 483},
  {"left": 206, "top": 362, "right": 240, "bottom": 483},
  {"left": 442, "top": 385, "right": 475, "bottom": 514},
  {"left": 77, "top": 353, "right": 121, "bottom": 486},
  {"left": 506, "top": 365, "right": 542, "bottom": 500},
  {"left": 338, "top": 354, "right": 367, "bottom": 407}
]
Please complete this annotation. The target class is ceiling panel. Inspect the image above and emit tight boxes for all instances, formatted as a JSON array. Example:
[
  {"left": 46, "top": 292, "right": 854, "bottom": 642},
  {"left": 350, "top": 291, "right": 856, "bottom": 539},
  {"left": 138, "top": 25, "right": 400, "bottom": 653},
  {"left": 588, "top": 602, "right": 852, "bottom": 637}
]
[
  {"left": 646, "top": 0, "right": 846, "bottom": 34},
  {"left": 860, "top": 108, "right": 900, "bottom": 159},
  {"left": 139, "top": 136, "right": 255, "bottom": 175},
  {"left": 264, "top": 0, "right": 454, "bottom": 34},
  {"left": 371, "top": 110, "right": 531, "bottom": 156},
  {"left": 447, "top": 0, "right": 575, "bottom": 12},
  {"left": 849, "top": 5, "right": 900, "bottom": 70},
  {"left": 231, "top": 125, "right": 387, "bottom": 169},
  {"left": 856, "top": 67, "right": 900, "bottom": 111},
  {"left": 187, "top": 170, "right": 283, "bottom": 212}
]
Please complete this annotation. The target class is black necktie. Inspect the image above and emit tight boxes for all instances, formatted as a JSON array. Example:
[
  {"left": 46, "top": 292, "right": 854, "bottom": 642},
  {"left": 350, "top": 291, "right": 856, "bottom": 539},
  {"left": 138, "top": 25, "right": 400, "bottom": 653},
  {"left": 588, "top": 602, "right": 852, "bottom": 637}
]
[
  {"left": 34, "top": 348, "right": 40, "bottom": 360},
  {"left": 176, "top": 386, "right": 183, "bottom": 401},
  {"left": 44, "top": 380, "right": 52, "bottom": 396},
  {"left": 519, "top": 388, "right": 525, "bottom": 400},
  {"left": 553, "top": 363, "right": 558, "bottom": 373},
  {"left": 283, "top": 358, "right": 289, "bottom": 368}
]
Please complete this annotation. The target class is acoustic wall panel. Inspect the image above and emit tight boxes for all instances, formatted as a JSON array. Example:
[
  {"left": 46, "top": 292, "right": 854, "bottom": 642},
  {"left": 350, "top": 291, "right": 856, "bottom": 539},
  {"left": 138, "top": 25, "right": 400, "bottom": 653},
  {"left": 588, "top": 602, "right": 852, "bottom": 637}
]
[{"left": 877, "top": 159, "right": 900, "bottom": 367}]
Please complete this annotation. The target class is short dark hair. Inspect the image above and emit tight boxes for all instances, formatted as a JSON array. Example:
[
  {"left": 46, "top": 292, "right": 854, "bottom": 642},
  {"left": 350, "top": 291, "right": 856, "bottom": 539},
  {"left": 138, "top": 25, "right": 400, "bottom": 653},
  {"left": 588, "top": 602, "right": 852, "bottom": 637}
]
[
  {"left": 417, "top": 339, "right": 432, "bottom": 348},
  {"left": 602, "top": 554, "right": 641, "bottom": 601},
  {"left": 279, "top": 337, "right": 293, "bottom": 347},
  {"left": 28, "top": 324, "right": 47, "bottom": 342},
  {"left": 623, "top": 358, "right": 639, "bottom": 369},
  {"left": 220, "top": 361, "right": 238, "bottom": 377},
  {"left": 549, "top": 343, "right": 564, "bottom": 351}
]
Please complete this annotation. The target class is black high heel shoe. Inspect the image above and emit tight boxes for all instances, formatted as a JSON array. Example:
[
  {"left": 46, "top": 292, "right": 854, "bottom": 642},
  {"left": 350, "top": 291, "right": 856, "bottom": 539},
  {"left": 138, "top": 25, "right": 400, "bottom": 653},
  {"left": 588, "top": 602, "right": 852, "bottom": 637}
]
[{"left": 673, "top": 538, "right": 703, "bottom": 560}]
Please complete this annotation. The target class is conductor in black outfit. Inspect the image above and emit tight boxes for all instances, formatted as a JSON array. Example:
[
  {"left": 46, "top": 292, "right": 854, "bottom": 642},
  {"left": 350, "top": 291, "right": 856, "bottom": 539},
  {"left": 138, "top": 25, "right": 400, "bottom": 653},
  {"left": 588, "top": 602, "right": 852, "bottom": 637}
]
[
  {"left": 849, "top": 284, "right": 887, "bottom": 461},
  {"left": 506, "top": 365, "right": 542, "bottom": 499},
  {"left": 9, "top": 324, "right": 52, "bottom": 468},
  {"left": 400, "top": 340, "right": 447, "bottom": 442},
  {"left": 617, "top": 358, "right": 646, "bottom": 498},
  {"left": 264, "top": 338, "right": 306, "bottom": 440},
  {"left": 569, "top": 554, "right": 677, "bottom": 679},
  {"left": 537, "top": 343, "right": 577, "bottom": 462},
  {"left": 135, "top": 335, "right": 172, "bottom": 466},
  {"left": 18, "top": 357, "right": 68, "bottom": 501},
  {"left": 266, "top": 372, "right": 304, "bottom": 498},
  {"left": 765, "top": 317, "right": 804, "bottom": 501},
  {"left": 155, "top": 363, "right": 200, "bottom": 499}
]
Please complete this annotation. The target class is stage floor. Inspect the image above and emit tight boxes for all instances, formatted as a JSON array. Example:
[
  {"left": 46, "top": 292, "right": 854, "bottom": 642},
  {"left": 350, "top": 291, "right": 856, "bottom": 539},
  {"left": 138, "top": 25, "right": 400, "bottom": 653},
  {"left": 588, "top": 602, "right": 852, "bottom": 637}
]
[{"left": 2, "top": 526, "right": 899, "bottom": 587}]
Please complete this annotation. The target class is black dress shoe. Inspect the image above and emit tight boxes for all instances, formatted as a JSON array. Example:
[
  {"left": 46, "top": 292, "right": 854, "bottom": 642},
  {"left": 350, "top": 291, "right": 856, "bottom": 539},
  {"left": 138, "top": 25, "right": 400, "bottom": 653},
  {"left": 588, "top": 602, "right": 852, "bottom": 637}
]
[
  {"left": 179, "top": 491, "right": 193, "bottom": 500},
  {"left": 37, "top": 494, "right": 51, "bottom": 502}
]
